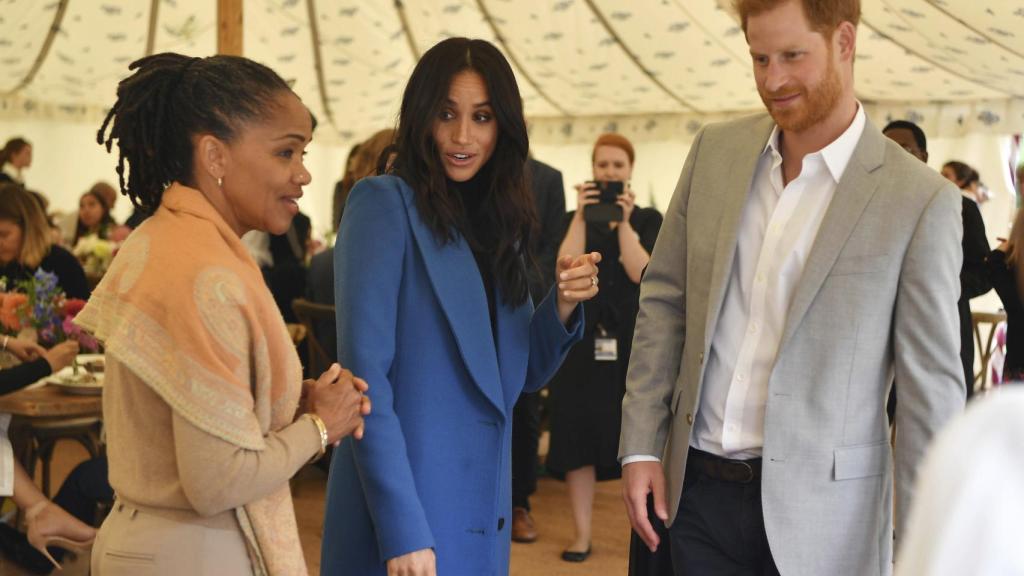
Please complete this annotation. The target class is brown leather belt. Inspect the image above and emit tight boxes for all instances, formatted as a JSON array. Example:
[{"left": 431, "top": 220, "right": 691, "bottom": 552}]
[{"left": 688, "top": 448, "right": 762, "bottom": 484}]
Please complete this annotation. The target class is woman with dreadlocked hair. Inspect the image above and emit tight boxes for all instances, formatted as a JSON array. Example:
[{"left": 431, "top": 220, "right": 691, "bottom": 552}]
[{"left": 75, "top": 52, "right": 371, "bottom": 576}]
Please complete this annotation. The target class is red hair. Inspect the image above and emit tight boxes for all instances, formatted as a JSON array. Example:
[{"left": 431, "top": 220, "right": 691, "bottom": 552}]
[
  {"left": 734, "top": 0, "right": 860, "bottom": 36},
  {"left": 592, "top": 133, "right": 635, "bottom": 166}
]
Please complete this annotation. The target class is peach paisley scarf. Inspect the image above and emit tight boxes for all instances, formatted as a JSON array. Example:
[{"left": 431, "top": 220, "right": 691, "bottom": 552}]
[{"left": 76, "top": 184, "right": 306, "bottom": 576}]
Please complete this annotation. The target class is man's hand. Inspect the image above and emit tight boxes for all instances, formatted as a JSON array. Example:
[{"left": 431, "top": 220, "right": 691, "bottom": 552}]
[
  {"left": 622, "top": 460, "right": 669, "bottom": 552},
  {"left": 386, "top": 548, "right": 436, "bottom": 576}
]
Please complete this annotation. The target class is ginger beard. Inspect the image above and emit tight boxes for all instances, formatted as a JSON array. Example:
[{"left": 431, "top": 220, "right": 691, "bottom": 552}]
[{"left": 759, "top": 46, "right": 843, "bottom": 134}]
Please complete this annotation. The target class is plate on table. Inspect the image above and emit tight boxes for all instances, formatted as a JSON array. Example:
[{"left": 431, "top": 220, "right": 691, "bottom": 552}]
[
  {"left": 76, "top": 354, "right": 105, "bottom": 374},
  {"left": 48, "top": 360, "right": 105, "bottom": 395}
]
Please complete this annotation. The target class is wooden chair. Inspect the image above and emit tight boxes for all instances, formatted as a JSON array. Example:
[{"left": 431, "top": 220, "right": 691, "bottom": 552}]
[
  {"left": 973, "top": 310, "right": 1007, "bottom": 392},
  {"left": 285, "top": 323, "right": 307, "bottom": 346},
  {"left": 291, "top": 298, "right": 336, "bottom": 376}
]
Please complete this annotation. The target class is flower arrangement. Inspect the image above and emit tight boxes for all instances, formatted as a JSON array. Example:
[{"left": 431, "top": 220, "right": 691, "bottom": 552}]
[
  {"left": 0, "top": 270, "right": 98, "bottom": 350},
  {"left": 72, "top": 233, "right": 117, "bottom": 276}
]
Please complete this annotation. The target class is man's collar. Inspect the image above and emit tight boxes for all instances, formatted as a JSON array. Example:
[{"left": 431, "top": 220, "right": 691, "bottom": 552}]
[{"left": 762, "top": 103, "right": 867, "bottom": 182}]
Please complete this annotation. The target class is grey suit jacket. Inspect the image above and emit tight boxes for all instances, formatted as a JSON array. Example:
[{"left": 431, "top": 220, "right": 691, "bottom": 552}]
[{"left": 620, "top": 113, "right": 965, "bottom": 576}]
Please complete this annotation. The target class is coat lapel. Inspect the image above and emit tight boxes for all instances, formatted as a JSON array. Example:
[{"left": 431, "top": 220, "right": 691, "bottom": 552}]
[
  {"left": 778, "top": 120, "right": 886, "bottom": 351},
  {"left": 397, "top": 183, "right": 507, "bottom": 417},
  {"left": 703, "top": 116, "right": 776, "bottom": 351},
  {"left": 495, "top": 297, "right": 532, "bottom": 411}
]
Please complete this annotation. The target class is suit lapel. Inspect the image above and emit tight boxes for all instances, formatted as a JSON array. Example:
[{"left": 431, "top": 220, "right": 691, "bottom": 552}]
[
  {"left": 703, "top": 116, "right": 776, "bottom": 351},
  {"left": 778, "top": 120, "right": 886, "bottom": 351},
  {"left": 397, "top": 184, "right": 506, "bottom": 417}
]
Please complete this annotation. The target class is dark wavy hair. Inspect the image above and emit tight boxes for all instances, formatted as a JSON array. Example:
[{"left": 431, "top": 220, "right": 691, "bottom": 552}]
[
  {"left": 943, "top": 160, "right": 980, "bottom": 190},
  {"left": 0, "top": 137, "right": 30, "bottom": 168},
  {"left": 97, "top": 53, "right": 292, "bottom": 212},
  {"left": 393, "top": 37, "right": 536, "bottom": 307},
  {"left": 73, "top": 189, "right": 116, "bottom": 245}
]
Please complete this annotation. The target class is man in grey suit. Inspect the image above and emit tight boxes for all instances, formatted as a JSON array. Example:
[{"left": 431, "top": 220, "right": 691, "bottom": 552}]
[{"left": 619, "top": 1, "right": 965, "bottom": 575}]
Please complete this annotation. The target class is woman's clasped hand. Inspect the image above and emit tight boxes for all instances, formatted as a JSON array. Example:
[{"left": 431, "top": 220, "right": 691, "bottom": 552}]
[{"left": 304, "top": 363, "right": 372, "bottom": 444}]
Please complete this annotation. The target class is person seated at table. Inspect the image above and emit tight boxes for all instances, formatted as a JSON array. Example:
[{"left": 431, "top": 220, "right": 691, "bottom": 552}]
[
  {"left": 0, "top": 457, "right": 97, "bottom": 572},
  {"left": 71, "top": 184, "right": 118, "bottom": 247},
  {"left": 0, "top": 336, "right": 95, "bottom": 573},
  {"left": 0, "top": 184, "right": 90, "bottom": 300},
  {"left": 0, "top": 337, "right": 79, "bottom": 395},
  {"left": 0, "top": 455, "right": 113, "bottom": 575}
]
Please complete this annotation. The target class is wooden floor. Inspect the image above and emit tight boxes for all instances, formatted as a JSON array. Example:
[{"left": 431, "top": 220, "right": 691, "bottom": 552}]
[{"left": 2, "top": 442, "right": 632, "bottom": 576}]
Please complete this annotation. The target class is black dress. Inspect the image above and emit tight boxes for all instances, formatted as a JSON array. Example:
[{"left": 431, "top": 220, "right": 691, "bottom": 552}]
[
  {"left": 546, "top": 207, "right": 662, "bottom": 480},
  {"left": 0, "top": 245, "right": 90, "bottom": 300},
  {"left": 986, "top": 249, "right": 1024, "bottom": 381}
]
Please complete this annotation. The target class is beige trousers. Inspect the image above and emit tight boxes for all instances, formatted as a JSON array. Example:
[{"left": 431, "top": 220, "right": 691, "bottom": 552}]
[{"left": 91, "top": 499, "right": 253, "bottom": 575}]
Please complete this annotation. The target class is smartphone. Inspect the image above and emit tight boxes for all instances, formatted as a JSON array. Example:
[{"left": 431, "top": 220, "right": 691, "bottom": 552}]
[{"left": 584, "top": 181, "right": 624, "bottom": 223}]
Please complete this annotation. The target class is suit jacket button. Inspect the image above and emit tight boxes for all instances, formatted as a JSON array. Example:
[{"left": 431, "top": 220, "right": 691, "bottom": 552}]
[
  {"left": 686, "top": 413, "right": 694, "bottom": 425},
  {"left": 698, "top": 352, "right": 704, "bottom": 364},
  {"left": 498, "top": 517, "right": 505, "bottom": 531}
]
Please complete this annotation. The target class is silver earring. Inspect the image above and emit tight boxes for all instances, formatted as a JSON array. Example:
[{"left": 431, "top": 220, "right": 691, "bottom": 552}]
[{"left": 217, "top": 177, "right": 223, "bottom": 188}]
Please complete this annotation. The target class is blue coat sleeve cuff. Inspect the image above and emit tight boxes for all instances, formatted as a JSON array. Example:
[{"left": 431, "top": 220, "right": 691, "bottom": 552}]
[{"left": 523, "top": 288, "right": 585, "bottom": 393}]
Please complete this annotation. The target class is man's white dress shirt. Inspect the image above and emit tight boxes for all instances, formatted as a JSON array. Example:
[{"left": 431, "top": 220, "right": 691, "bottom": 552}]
[{"left": 624, "top": 105, "right": 866, "bottom": 463}]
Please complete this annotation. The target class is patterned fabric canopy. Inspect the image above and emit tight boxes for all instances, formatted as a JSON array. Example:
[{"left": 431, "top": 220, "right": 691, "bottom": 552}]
[{"left": 2, "top": 0, "right": 1023, "bottom": 144}]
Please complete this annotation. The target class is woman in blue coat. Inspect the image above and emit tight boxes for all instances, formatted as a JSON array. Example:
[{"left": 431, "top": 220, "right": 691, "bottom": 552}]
[{"left": 321, "top": 37, "right": 601, "bottom": 576}]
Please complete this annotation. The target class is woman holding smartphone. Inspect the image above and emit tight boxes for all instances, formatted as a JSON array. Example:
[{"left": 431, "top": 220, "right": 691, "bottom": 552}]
[{"left": 548, "top": 133, "right": 662, "bottom": 562}]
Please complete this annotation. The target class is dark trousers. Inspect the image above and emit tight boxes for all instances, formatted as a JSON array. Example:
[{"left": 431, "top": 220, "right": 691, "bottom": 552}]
[
  {"left": 628, "top": 493, "right": 674, "bottom": 576},
  {"left": 511, "top": 391, "right": 540, "bottom": 509},
  {"left": 53, "top": 456, "right": 113, "bottom": 525},
  {"left": 669, "top": 451, "right": 780, "bottom": 576}
]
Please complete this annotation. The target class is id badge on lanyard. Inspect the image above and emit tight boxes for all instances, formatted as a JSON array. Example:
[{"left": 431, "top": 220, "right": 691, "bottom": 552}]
[{"left": 594, "top": 324, "right": 618, "bottom": 362}]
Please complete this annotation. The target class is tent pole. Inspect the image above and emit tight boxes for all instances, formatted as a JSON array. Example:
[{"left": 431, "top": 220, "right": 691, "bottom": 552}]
[{"left": 218, "top": 0, "right": 243, "bottom": 56}]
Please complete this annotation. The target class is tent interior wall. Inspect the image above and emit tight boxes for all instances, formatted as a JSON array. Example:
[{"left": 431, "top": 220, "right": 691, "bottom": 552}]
[{"left": 2, "top": 0, "right": 1023, "bottom": 301}]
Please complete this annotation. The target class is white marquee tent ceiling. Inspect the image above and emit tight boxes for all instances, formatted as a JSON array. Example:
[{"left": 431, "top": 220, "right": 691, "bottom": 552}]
[{"left": 2, "top": 0, "right": 1023, "bottom": 145}]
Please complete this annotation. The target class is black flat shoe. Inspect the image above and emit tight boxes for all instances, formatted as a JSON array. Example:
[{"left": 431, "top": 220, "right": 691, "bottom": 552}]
[{"left": 561, "top": 546, "right": 592, "bottom": 562}]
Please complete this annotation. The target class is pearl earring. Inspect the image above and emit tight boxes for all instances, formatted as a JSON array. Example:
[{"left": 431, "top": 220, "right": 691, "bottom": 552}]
[{"left": 217, "top": 177, "right": 223, "bottom": 188}]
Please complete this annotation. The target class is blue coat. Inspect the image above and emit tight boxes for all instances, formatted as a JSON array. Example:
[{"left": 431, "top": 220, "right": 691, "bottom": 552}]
[{"left": 321, "top": 176, "right": 584, "bottom": 575}]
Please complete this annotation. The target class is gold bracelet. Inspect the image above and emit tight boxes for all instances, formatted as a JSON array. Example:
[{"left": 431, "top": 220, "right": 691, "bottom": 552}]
[{"left": 305, "top": 413, "right": 328, "bottom": 462}]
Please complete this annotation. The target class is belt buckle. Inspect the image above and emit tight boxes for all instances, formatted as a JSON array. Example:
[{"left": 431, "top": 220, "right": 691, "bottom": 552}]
[{"left": 730, "top": 460, "right": 755, "bottom": 483}]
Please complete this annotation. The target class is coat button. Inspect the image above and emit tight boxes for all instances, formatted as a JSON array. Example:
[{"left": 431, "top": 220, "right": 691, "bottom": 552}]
[
  {"left": 686, "top": 413, "right": 694, "bottom": 425},
  {"left": 698, "top": 352, "right": 704, "bottom": 364},
  {"left": 497, "top": 517, "right": 505, "bottom": 531}
]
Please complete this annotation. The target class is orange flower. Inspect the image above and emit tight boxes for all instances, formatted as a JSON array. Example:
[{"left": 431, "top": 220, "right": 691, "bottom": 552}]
[{"left": 0, "top": 292, "right": 28, "bottom": 333}]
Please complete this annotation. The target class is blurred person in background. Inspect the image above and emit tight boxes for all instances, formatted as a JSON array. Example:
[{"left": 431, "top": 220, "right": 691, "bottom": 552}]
[
  {"left": 0, "top": 138, "right": 32, "bottom": 186},
  {"left": 332, "top": 142, "right": 362, "bottom": 234},
  {"left": 0, "top": 183, "right": 89, "bottom": 300},
  {"left": 307, "top": 128, "right": 397, "bottom": 375},
  {"left": 942, "top": 160, "right": 991, "bottom": 205},
  {"left": 0, "top": 336, "right": 96, "bottom": 574},
  {"left": 71, "top": 185, "right": 118, "bottom": 246},
  {"left": 987, "top": 207, "right": 1024, "bottom": 381},
  {"left": 547, "top": 133, "right": 662, "bottom": 562}
]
